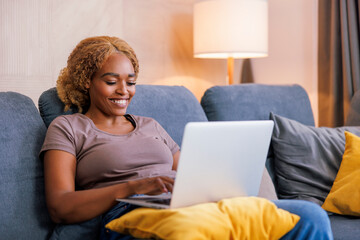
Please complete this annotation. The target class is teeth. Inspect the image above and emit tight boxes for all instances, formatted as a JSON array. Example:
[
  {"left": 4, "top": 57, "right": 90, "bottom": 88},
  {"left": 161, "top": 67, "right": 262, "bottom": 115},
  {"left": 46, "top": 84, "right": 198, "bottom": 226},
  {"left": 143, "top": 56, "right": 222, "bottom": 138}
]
[{"left": 111, "top": 99, "right": 127, "bottom": 104}]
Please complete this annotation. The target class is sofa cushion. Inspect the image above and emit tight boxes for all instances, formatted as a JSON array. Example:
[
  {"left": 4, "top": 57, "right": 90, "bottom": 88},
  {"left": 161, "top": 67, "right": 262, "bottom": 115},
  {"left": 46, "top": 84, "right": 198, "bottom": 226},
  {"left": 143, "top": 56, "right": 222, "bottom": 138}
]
[
  {"left": 126, "top": 85, "right": 208, "bottom": 146},
  {"left": 270, "top": 113, "right": 360, "bottom": 205},
  {"left": 38, "top": 85, "right": 208, "bottom": 146},
  {"left": 322, "top": 131, "right": 360, "bottom": 216},
  {"left": 0, "top": 92, "right": 53, "bottom": 239},
  {"left": 38, "top": 87, "right": 77, "bottom": 127},
  {"left": 329, "top": 215, "right": 360, "bottom": 240},
  {"left": 200, "top": 84, "right": 315, "bottom": 126}
]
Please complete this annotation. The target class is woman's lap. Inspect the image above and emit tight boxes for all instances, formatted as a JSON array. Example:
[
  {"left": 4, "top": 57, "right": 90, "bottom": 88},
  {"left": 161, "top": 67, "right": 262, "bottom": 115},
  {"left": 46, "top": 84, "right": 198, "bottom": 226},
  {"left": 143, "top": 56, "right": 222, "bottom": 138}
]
[{"left": 49, "top": 215, "right": 102, "bottom": 240}]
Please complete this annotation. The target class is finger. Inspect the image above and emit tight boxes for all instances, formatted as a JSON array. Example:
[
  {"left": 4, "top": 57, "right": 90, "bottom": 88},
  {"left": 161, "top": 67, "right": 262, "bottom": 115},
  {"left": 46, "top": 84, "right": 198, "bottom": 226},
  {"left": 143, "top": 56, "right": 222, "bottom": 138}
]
[
  {"left": 164, "top": 182, "right": 173, "bottom": 192},
  {"left": 159, "top": 176, "right": 175, "bottom": 185},
  {"left": 155, "top": 177, "right": 169, "bottom": 193}
]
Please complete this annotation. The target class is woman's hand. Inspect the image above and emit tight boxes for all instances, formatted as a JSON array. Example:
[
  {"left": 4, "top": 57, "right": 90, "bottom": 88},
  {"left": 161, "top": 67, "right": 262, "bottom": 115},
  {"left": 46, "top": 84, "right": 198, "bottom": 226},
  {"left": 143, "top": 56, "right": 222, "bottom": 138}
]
[{"left": 127, "top": 176, "right": 175, "bottom": 196}]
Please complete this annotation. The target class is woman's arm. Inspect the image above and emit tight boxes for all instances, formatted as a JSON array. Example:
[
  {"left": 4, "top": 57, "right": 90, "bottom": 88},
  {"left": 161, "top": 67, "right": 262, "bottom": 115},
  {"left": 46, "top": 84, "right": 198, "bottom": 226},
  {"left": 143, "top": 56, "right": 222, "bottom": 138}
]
[
  {"left": 44, "top": 150, "right": 174, "bottom": 224},
  {"left": 172, "top": 150, "right": 180, "bottom": 171}
]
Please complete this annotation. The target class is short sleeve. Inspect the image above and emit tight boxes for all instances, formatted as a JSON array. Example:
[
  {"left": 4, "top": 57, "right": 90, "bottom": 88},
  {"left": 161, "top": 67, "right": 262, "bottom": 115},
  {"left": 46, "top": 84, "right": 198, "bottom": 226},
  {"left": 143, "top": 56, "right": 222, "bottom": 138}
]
[
  {"left": 154, "top": 121, "right": 180, "bottom": 154},
  {"left": 39, "top": 116, "right": 76, "bottom": 159}
]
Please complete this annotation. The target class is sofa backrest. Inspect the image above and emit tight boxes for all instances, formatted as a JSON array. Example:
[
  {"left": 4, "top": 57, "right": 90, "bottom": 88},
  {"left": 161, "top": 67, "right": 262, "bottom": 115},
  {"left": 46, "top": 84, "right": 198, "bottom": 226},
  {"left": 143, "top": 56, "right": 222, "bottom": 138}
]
[
  {"left": 200, "top": 84, "right": 315, "bottom": 190},
  {"left": 0, "top": 92, "right": 53, "bottom": 239},
  {"left": 201, "top": 84, "right": 315, "bottom": 126},
  {"left": 38, "top": 85, "right": 208, "bottom": 146}
]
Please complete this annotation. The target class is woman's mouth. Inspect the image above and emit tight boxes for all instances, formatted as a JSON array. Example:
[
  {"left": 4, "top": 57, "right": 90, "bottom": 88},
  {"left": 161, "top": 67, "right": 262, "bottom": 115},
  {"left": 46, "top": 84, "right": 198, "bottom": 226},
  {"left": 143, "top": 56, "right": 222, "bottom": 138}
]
[{"left": 109, "top": 99, "right": 128, "bottom": 107}]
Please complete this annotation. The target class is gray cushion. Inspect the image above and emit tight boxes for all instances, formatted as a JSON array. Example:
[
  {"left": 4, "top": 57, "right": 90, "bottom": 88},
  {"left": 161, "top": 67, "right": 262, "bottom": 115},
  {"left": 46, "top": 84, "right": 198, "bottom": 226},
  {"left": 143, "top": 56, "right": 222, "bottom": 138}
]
[
  {"left": 270, "top": 113, "right": 360, "bottom": 205},
  {"left": 0, "top": 92, "right": 53, "bottom": 239},
  {"left": 38, "top": 85, "right": 208, "bottom": 146}
]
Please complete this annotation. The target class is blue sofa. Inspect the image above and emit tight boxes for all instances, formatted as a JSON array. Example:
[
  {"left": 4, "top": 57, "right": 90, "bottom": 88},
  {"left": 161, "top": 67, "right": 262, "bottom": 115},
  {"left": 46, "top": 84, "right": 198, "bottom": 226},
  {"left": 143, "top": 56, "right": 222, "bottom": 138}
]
[{"left": 0, "top": 84, "right": 359, "bottom": 239}]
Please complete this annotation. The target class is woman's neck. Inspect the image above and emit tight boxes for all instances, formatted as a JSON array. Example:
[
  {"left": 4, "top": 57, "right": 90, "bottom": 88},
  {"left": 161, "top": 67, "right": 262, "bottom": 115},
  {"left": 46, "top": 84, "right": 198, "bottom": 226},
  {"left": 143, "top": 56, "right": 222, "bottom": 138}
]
[{"left": 84, "top": 111, "right": 134, "bottom": 135}]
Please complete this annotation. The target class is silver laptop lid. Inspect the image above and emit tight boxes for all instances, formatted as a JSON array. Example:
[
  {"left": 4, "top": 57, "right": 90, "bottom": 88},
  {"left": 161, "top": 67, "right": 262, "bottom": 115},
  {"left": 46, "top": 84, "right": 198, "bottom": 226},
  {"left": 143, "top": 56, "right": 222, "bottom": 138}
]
[{"left": 170, "top": 120, "right": 274, "bottom": 208}]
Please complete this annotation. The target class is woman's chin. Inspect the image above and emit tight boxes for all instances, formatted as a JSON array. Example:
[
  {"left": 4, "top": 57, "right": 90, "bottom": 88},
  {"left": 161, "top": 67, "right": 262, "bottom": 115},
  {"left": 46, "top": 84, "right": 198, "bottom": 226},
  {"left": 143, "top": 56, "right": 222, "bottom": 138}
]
[{"left": 110, "top": 109, "right": 128, "bottom": 116}]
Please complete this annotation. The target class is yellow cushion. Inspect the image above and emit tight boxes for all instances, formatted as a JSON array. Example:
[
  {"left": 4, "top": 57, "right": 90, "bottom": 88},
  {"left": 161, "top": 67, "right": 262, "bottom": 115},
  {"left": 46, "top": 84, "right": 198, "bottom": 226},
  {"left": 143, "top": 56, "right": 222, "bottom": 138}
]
[
  {"left": 322, "top": 131, "right": 360, "bottom": 216},
  {"left": 106, "top": 197, "right": 300, "bottom": 240}
]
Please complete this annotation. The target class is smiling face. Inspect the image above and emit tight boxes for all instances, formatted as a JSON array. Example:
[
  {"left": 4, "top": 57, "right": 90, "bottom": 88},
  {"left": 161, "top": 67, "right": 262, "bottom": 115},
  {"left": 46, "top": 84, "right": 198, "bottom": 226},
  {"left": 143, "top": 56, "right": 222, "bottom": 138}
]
[{"left": 86, "top": 53, "right": 136, "bottom": 118}]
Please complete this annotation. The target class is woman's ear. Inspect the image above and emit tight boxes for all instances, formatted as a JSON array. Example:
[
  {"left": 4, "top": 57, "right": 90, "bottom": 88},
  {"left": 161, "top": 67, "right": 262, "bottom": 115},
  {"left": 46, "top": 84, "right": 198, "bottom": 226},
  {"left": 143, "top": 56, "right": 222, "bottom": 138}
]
[{"left": 85, "top": 80, "right": 90, "bottom": 89}]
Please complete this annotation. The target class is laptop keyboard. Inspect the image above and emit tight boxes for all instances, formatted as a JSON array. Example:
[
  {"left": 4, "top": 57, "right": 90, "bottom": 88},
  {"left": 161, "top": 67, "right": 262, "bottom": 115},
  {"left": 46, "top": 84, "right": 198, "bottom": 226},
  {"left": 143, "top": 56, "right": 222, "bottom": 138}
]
[{"left": 147, "top": 198, "right": 171, "bottom": 205}]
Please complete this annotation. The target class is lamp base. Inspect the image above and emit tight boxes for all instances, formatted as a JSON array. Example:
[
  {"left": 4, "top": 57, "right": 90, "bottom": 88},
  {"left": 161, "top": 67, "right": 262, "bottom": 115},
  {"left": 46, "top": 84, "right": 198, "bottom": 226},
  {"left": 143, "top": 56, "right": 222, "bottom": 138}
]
[{"left": 227, "top": 57, "right": 234, "bottom": 85}]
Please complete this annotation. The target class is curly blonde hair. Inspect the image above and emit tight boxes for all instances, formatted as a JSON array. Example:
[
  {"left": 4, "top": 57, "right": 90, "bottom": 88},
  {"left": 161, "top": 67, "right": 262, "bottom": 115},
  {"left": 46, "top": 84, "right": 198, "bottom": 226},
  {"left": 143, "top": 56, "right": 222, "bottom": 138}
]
[{"left": 56, "top": 36, "right": 139, "bottom": 113}]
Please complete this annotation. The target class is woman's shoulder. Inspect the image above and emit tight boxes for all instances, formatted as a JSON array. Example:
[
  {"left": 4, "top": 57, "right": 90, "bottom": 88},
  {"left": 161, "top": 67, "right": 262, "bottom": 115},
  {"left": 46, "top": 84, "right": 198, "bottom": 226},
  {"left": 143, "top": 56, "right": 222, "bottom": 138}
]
[{"left": 49, "top": 113, "right": 88, "bottom": 128}]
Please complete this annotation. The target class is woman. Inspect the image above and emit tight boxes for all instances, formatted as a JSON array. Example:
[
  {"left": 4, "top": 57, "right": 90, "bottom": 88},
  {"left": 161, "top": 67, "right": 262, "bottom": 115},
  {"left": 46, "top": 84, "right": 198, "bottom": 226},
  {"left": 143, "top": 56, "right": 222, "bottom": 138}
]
[
  {"left": 41, "top": 36, "right": 180, "bottom": 239},
  {"left": 41, "top": 36, "right": 332, "bottom": 240}
]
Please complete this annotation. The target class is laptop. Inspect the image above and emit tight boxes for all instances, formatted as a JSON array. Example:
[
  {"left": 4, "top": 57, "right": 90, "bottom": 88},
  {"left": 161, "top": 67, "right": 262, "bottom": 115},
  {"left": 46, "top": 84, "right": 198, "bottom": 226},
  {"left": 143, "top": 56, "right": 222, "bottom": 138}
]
[{"left": 117, "top": 120, "right": 274, "bottom": 209}]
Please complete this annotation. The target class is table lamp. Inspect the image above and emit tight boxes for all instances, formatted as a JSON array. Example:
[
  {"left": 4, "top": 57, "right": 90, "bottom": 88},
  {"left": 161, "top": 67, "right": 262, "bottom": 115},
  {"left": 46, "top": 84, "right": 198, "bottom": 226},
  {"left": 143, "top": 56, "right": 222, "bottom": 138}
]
[{"left": 193, "top": 0, "right": 268, "bottom": 85}]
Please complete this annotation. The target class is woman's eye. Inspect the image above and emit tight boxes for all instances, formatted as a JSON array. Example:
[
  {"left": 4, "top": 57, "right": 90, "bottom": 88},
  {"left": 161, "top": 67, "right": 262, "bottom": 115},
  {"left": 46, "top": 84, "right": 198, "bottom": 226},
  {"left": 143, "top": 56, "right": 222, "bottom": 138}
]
[
  {"left": 127, "top": 82, "right": 136, "bottom": 86},
  {"left": 106, "top": 81, "right": 116, "bottom": 85}
]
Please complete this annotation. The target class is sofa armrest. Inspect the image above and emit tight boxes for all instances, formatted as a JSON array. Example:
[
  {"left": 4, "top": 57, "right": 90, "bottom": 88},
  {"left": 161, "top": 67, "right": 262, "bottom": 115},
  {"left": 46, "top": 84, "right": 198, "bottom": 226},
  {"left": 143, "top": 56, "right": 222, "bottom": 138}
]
[{"left": 0, "top": 92, "right": 53, "bottom": 239}]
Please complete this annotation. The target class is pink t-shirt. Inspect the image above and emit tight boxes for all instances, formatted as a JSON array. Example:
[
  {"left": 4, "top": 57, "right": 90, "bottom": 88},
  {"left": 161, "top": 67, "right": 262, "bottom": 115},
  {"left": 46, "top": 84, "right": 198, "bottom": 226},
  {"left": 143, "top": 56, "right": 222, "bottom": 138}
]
[{"left": 40, "top": 113, "right": 179, "bottom": 190}]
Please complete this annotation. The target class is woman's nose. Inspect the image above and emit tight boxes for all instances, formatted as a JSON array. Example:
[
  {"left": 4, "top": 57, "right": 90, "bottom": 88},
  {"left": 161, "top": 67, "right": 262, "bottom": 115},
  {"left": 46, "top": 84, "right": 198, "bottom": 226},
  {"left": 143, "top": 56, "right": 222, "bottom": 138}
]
[{"left": 115, "top": 82, "right": 127, "bottom": 94}]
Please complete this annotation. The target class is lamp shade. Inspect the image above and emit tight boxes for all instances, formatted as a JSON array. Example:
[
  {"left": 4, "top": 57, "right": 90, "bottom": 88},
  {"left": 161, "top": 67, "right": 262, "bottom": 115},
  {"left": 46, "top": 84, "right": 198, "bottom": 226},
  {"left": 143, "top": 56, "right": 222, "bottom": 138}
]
[{"left": 193, "top": 0, "right": 268, "bottom": 59}]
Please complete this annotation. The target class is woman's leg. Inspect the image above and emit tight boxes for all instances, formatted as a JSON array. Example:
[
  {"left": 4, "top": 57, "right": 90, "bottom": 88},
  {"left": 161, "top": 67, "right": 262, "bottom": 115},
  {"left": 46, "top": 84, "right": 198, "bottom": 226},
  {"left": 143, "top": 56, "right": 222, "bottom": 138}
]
[
  {"left": 49, "top": 215, "right": 102, "bottom": 240},
  {"left": 273, "top": 200, "right": 333, "bottom": 240},
  {"left": 49, "top": 202, "right": 140, "bottom": 240}
]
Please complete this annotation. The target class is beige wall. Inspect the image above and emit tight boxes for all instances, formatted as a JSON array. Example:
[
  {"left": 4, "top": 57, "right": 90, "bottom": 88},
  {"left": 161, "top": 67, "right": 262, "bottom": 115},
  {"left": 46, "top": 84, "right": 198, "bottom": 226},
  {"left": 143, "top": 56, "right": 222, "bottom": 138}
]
[
  {"left": 0, "top": 0, "right": 318, "bottom": 123},
  {"left": 250, "top": 0, "right": 319, "bottom": 124}
]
